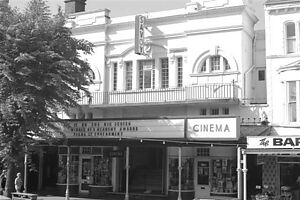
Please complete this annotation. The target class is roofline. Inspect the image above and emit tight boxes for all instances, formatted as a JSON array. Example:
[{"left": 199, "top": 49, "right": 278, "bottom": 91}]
[{"left": 265, "top": 0, "right": 300, "bottom": 6}]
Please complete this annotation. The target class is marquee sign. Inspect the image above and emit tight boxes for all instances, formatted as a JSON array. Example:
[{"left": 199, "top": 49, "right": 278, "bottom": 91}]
[
  {"left": 56, "top": 119, "right": 184, "bottom": 139},
  {"left": 247, "top": 136, "right": 300, "bottom": 149},
  {"left": 135, "top": 15, "right": 146, "bottom": 55},
  {"left": 187, "top": 117, "right": 239, "bottom": 140}
]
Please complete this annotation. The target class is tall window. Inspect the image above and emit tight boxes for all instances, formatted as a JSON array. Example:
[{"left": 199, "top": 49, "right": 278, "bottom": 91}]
[
  {"left": 288, "top": 81, "right": 297, "bottom": 122},
  {"left": 138, "top": 60, "right": 155, "bottom": 89},
  {"left": 125, "top": 61, "right": 133, "bottom": 90},
  {"left": 113, "top": 62, "right": 118, "bottom": 91},
  {"left": 161, "top": 58, "right": 169, "bottom": 88},
  {"left": 177, "top": 57, "right": 183, "bottom": 87},
  {"left": 286, "top": 22, "right": 296, "bottom": 54}
]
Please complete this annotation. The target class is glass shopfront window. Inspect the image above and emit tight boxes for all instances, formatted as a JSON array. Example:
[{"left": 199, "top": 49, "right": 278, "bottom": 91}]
[
  {"left": 210, "top": 159, "right": 237, "bottom": 196},
  {"left": 57, "top": 154, "right": 79, "bottom": 184},
  {"left": 169, "top": 157, "right": 194, "bottom": 190},
  {"left": 93, "top": 156, "right": 112, "bottom": 186}
]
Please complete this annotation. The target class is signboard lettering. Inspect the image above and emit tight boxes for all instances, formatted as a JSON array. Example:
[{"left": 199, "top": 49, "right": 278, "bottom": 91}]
[
  {"left": 135, "top": 15, "right": 146, "bottom": 55},
  {"left": 247, "top": 136, "right": 300, "bottom": 149},
  {"left": 187, "top": 117, "right": 239, "bottom": 140}
]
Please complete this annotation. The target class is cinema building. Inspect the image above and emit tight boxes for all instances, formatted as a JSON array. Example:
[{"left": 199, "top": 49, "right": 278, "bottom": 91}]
[{"left": 25, "top": 0, "right": 272, "bottom": 200}]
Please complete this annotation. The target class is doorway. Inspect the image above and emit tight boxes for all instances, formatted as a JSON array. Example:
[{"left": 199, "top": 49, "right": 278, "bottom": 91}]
[
  {"left": 194, "top": 159, "right": 210, "bottom": 198},
  {"left": 79, "top": 156, "right": 93, "bottom": 193}
]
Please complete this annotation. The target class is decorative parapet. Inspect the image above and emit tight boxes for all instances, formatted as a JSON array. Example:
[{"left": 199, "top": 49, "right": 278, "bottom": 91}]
[{"left": 66, "top": 9, "right": 111, "bottom": 29}]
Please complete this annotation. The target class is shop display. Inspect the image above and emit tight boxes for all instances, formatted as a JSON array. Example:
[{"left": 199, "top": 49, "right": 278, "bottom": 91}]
[
  {"left": 57, "top": 155, "right": 79, "bottom": 184},
  {"left": 169, "top": 157, "right": 194, "bottom": 190},
  {"left": 93, "top": 156, "right": 112, "bottom": 186},
  {"left": 210, "top": 159, "right": 237, "bottom": 196}
]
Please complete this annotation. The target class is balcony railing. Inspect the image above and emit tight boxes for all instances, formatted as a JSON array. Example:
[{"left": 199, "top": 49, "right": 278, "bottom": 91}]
[{"left": 79, "top": 83, "right": 239, "bottom": 106}]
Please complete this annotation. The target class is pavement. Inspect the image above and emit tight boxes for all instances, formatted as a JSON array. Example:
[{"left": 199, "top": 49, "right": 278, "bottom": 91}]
[{"left": 0, "top": 195, "right": 104, "bottom": 200}]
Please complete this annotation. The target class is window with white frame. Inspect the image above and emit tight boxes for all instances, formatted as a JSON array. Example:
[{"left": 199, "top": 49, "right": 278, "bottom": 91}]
[
  {"left": 138, "top": 60, "right": 155, "bottom": 89},
  {"left": 287, "top": 81, "right": 297, "bottom": 122},
  {"left": 161, "top": 58, "right": 169, "bottom": 88},
  {"left": 199, "top": 55, "right": 230, "bottom": 73},
  {"left": 177, "top": 57, "right": 183, "bottom": 87},
  {"left": 112, "top": 62, "right": 118, "bottom": 91},
  {"left": 125, "top": 61, "right": 133, "bottom": 90},
  {"left": 286, "top": 22, "right": 296, "bottom": 54}
]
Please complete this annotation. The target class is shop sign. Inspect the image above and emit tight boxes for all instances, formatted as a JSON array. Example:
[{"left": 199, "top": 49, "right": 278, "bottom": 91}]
[
  {"left": 247, "top": 136, "right": 300, "bottom": 149},
  {"left": 55, "top": 119, "right": 184, "bottom": 139},
  {"left": 134, "top": 15, "right": 146, "bottom": 55},
  {"left": 187, "top": 117, "right": 239, "bottom": 140}
]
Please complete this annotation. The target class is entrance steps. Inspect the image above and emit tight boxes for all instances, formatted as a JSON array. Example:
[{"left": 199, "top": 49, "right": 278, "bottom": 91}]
[{"left": 106, "top": 192, "right": 167, "bottom": 200}]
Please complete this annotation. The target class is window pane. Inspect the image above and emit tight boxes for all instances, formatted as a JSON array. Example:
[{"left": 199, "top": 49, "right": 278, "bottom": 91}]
[
  {"left": 289, "top": 103, "right": 297, "bottom": 122},
  {"left": 144, "top": 70, "right": 152, "bottom": 88},
  {"left": 161, "top": 58, "right": 169, "bottom": 88},
  {"left": 113, "top": 63, "right": 118, "bottom": 91},
  {"left": 211, "top": 56, "right": 220, "bottom": 71},
  {"left": 258, "top": 70, "right": 265, "bottom": 81},
  {"left": 125, "top": 61, "right": 132, "bottom": 90},
  {"left": 224, "top": 58, "right": 230, "bottom": 70},
  {"left": 287, "top": 23, "right": 295, "bottom": 37},
  {"left": 177, "top": 57, "right": 183, "bottom": 87},
  {"left": 289, "top": 81, "right": 296, "bottom": 102},
  {"left": 287, "top": 39, "right": 296, "bottom": 53}
]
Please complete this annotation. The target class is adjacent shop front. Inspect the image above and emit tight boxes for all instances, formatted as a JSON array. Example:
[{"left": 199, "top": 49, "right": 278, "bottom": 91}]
[{"left": 245, "top": 136, "right": 300, "bottom": 200}]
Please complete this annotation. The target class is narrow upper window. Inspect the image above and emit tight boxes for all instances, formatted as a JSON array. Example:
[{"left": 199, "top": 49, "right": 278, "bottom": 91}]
[
  {"left": 177, "top": 57, "right": 183, "bottom": 87},
  {"left": 125, "top": 61, "right": 133, "bottom": 90},
  {"left": 286, "top": 22, "right": 296, "bottom": 54},
  {"left": 138, "top": 60, "right": 155, "bottom": 89},
  {"left": 288, "top": 81, "right": 297, "bottom": 122},
  {"left": 258, "top": 70, "right": 265, "bottom": 81},
  {"left": 161, "top": 58, "right": 169, "bottom": 88},
  {"left": 113, "top": 62, "right": 118, "bottom": 91}
]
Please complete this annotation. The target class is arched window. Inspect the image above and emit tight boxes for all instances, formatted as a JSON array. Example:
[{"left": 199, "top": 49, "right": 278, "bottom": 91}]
[
  {"left": 199, "top": 55, "right": 230, "bottom": 73},
  {"left": 286, "top": 22, "right": 296, "bottom": 54}
]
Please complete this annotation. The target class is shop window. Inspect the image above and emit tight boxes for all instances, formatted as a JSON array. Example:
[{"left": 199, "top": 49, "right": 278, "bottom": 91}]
[
  {"left": 125, "top": 61, "right": 133, "bottom": 90},
  {"left": 211, "top": 159, "right": 237, "bottom": 196},
  {"left": 93, "top": 156, "right": 112, "bottom": 186},
  {"left": 169, "top": 157, "right": 194, "bottom": 190},
  {"left": 81, "top": 147, "right": 92, "bottom": 154},
  {"left": 177, "top": 57, "right": 183, "bottom": 88},
  {"left": 161, "top": 58, "right": 169, "bottom": 88},
  {"left": 57, "top": 155, "right": 79, "bottom": 184},
  {"left": 138, "top": 60, "right": 155, "bottom": 89},
  {"left": 286, "top": 22, "right": 296, "bottom": 54}
]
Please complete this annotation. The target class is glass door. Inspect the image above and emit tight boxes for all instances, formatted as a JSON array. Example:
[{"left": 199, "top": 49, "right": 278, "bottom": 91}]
[
  {"left": 194, "top": 160, "right": 210, "bottom": 198},
  {"left": 79, "top": 156, "right": 93, "bottom": 193}
]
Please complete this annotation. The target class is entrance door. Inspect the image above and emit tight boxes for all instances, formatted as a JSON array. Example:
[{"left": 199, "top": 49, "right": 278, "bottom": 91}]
[
  {"left": 80, "top": 156, "right": 93, "bottom": 193},
  {"left": 194, "top": 160, "right": 210, "bottom": 198}
]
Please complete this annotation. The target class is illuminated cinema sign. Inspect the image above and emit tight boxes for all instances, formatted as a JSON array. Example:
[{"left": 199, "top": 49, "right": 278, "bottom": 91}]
[
  {"left": 247, "top": 136, "right": 300, "bottom": 149},
  {"left": 187, "top": 117, "right": 239, "bottom": 140},
  {"left": 135, "top": 15, "right": 146, "bottom": 55},
  {"left": 56, "top": 119, "right": 185, "bottom": 139}
]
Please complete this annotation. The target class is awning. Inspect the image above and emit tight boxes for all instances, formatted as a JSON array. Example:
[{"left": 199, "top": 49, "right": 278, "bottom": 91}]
[{"left": 244, "top": 148, "right": 300, "bottom": 155}]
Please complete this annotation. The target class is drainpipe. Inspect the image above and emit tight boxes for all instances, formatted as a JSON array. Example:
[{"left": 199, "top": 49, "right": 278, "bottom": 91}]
[{"left": 125, "top": 146, "right": 130, "bottom": 200}]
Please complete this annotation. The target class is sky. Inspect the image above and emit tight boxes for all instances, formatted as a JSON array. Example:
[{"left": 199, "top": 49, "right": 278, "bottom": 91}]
[{"left": 9, "top": 0, "right": 265, "bottom": 29}]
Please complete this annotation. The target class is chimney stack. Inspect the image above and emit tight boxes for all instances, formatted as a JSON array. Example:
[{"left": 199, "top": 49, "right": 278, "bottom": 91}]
[{"left": 65, "top": 0, "right": 86, "bottom": 14}]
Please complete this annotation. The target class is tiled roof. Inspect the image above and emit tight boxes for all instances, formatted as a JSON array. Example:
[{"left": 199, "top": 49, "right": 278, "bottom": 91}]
[{"left": 265, "top": 0, "right": 300, "bottom": 5}]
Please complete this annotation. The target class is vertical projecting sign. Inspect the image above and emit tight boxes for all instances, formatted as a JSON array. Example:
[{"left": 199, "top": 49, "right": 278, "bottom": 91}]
[{"left": 135, "top": 15, "right": 146, "bottom": 55}]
